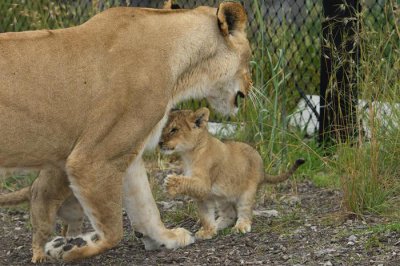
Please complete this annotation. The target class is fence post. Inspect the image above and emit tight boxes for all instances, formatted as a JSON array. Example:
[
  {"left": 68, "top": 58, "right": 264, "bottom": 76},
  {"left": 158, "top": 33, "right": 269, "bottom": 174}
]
[{"left": 319, "top": 0, "right": 361, "bottom": 144}]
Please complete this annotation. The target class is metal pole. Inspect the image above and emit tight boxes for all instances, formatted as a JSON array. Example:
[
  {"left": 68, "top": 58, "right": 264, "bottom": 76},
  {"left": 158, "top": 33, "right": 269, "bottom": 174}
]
[{"left": 319, "top": 0, "right": 360, "bottom": 144}]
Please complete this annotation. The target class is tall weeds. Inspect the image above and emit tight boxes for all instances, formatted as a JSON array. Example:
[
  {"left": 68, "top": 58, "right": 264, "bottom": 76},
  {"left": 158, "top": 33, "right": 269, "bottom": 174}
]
[{"left": 335, "top": 1, "right": 400, "bottom": 214}]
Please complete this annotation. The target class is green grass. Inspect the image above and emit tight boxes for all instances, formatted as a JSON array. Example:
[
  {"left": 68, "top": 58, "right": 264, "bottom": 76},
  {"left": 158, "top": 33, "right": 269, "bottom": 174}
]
[
  {"left": 162, "top": 201, "right": 197, "bottom": 225},
  {"left": 369, "top": 222, "right": 400, "bottom": 234},
  {"left": 0, "top": 172, "right": 37, "bottom": 192}
]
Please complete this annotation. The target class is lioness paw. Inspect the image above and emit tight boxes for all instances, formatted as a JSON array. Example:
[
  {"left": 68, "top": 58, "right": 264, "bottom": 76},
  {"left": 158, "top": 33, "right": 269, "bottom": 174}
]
[
  {"left": 45, "top": 233, "right": 99, "bottom": 260},
  {"left": 164, "top": 175, "right": 183, "bottom": 197},
  {"left": 141, "top": 227, "right": 194, "bottom": 250},
  {"left": 233, "top": 220, "right": 252, "bottom": 234},
  {"left": 164, "top": 228, "right": 195, "bottom": 249}
]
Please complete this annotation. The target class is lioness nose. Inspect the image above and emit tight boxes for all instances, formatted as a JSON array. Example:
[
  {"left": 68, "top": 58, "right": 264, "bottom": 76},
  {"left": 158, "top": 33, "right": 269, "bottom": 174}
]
[{"left": 158, "top": 140, "right": 164, "bottom": 147}]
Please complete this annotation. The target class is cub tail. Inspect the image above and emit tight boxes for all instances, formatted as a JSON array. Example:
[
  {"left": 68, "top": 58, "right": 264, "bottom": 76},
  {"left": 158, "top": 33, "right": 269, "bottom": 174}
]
[
  {"left": 263, "top": 159, "right": 305, "bottom": 184},
  {"left": 0, "top": 186, "right": 31, "bottom": 207}
]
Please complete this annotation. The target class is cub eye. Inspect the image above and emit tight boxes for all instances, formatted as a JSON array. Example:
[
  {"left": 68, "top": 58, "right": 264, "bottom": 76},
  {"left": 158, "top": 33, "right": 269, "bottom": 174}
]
[{"left": 169, "top": 127, "right": 178, "bottom": 135}]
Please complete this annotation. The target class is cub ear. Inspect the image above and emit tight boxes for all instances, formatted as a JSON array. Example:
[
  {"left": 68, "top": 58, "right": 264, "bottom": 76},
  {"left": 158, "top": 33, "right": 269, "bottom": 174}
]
[
  {"left": 163, "top": 0, "right": 181, "bottom": 9},
  {"left": 192, "top": 108, "right": 210, "bottom": 128},
  {"left": 217, "top": 2, "right": 247, "bottom": 37}
]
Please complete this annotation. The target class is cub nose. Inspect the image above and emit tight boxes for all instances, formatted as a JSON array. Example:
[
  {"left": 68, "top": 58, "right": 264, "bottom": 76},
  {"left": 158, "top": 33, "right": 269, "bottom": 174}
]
[{"left": 158, "top": 140, "right": 164, "bottom": 147}]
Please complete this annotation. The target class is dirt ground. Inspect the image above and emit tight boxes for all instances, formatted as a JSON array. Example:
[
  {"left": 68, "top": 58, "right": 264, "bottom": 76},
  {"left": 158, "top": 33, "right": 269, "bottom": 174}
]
[{"left": 1, "top": 163, "right": 399, "bottom": 266}]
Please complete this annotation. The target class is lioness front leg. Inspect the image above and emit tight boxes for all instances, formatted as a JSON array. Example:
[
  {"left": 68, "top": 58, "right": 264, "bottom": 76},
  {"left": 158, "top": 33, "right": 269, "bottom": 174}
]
[
  {"left": 45, "top": 154, "right": 124, "bottom": 262},
  {"left": 123, "top": 158, "right": 194, "bottom": 250}
]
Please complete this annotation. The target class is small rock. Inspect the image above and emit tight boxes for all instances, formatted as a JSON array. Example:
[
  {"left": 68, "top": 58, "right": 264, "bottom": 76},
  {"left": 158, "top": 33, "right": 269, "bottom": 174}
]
[
  {"left": 253, "top": 209, "right": 279, "bottom": 218},
  {"left": 311, "top": 226, "right": 317, "bottom": 232},
  {"left": 323, "top": 261, "right": 333, "bottom": 266},
  {"left": 14, "top": 227, "right": 21, "bottom": 231},
  {"left": 294, "top": 227, "right": 305, "bottom": 234},
  {"left": 315, "top": 248, "right": 336, "bottom": 257},
  {"left": 348, "top": 235, "right": 357, "bottom": 242},
  {"left": 157, "top": 200, "right": 183, "bottom": 210},
  {"left": 284, "top": 195, "right": 301, "bottom": 205},
  {"left": 347, "top": 241, "right": 355, "bottom": 246}
]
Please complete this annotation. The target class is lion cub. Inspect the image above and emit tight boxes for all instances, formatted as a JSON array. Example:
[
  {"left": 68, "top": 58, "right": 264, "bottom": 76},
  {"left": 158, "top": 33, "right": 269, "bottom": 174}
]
[{"left": 159, "top": 108, "right": 305, "bottom": 240}]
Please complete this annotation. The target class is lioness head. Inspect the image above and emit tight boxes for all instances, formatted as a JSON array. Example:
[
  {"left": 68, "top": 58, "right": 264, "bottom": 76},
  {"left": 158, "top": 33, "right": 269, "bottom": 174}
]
[
  {"left": 206, "top": 2, "right": 252, "bottom": 116},
  {"left": 159, "top": 108, "right": 210, "bottom": 154},
  {"left": 172, "top": 2, "right": 252, "bottom": 116}
]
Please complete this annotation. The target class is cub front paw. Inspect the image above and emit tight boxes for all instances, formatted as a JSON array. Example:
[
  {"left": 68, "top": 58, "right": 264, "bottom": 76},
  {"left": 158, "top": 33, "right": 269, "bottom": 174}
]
[
  {"left": 195, "top": 227, "right": 217, "bottom": 240},
  {"left": 164, "top": 175, "right": 183, "bottom": 198}
]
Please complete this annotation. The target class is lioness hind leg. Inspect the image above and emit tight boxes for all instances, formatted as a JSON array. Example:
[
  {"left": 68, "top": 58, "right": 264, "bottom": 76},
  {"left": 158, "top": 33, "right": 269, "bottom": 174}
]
[
  {"left": 30, "top": 168, "right": 72, "bottom": 263},
  {"left": 216, "top": 200, "right": 236, "bottom": 230},
  {"left": 45, "top": 158, "right": 124, "bottom": 262},
  {"left": 233, "top": 187, "right": 257, "bottom": 234},
  {"left": 123, "top": 158, "right": 194, "bottom": 250}
]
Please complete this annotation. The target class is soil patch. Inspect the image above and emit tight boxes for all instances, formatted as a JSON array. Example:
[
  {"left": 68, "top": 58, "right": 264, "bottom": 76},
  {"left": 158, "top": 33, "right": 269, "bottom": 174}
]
[{"left": 1, "top": 164, "right": 399, "bottom": 265}]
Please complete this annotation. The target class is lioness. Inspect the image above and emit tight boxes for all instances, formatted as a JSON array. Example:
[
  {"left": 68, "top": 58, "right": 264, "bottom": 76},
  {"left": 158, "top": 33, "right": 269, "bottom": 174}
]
[
  {"left": 159, "top": 108, "right": 305, "bottom": 239},
  {"left": 0, "top": 2, "right": 252, "bottom": 262}
]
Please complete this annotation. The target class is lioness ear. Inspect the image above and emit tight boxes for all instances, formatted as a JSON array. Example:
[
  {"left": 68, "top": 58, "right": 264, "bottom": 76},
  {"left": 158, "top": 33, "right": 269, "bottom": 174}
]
[
  {"left": 192, "top": 108, "right": 210, "bottom": 128},
  {"left": 217, "top": 2, "right": 247, "bottom": 37}
]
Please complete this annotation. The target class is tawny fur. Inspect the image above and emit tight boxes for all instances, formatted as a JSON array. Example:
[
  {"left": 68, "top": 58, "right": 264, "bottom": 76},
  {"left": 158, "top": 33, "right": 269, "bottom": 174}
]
[
  {"left": 0, "top": 168, "right": 84, "bottom": 263},
  {"left": 160, "top": 108, "right": 305, "bottom": 239},
  {"left": 0, "top": 2, "right": 252, "bottom": 262},
  {"left": 0, "top": 186, "right": 30, "bottom": 206}
]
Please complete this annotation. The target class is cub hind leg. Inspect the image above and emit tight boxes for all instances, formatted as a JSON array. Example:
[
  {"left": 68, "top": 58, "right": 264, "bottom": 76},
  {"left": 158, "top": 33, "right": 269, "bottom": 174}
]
[
  {"left": 216, "top": 200, "right": 236, "bottom": 230},
  {"left": 58, "top": 194, "right": 84, "bottom": 237},
  {"left": 233, "top": 186, "right": 257, "bottom": 234},
  {"left": 195, "top": 200, "right": 217, "bottom": 240}
]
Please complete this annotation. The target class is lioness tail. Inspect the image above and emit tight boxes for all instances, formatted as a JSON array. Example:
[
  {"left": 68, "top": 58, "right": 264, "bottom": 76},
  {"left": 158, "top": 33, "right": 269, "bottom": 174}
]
[
  {"left": 0, "top": 186, "right": 31, "bottom": 206},
  {"left": 263, "top": 159, "right": 305, "bottom": 184}
]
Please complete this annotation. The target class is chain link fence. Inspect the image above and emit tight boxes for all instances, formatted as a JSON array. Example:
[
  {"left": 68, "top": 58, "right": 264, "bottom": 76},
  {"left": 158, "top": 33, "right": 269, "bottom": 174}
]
[{"left": 0, "top": 0, "right": 395, "bottom": 136}]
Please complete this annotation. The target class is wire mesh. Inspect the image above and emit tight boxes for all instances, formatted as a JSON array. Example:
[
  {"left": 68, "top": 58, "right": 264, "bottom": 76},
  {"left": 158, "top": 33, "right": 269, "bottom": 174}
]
[{"left": 0, "top": 0, "right": 395, "bottom": 135}]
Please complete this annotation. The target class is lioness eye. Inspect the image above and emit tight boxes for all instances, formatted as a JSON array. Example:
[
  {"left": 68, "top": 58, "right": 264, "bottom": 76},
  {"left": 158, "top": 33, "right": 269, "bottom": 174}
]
[{"left": 170, "top": 128, "right": 178, "bottom": 135}]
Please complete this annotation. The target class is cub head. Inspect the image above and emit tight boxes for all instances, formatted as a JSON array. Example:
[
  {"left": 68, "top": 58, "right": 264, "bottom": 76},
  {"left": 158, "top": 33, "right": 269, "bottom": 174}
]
[
  {"left": 159, "top": 108, "right": 210, "bottom": 154},
  {"left": 205, "top": 2, "right": 252, "bottom": 116}
]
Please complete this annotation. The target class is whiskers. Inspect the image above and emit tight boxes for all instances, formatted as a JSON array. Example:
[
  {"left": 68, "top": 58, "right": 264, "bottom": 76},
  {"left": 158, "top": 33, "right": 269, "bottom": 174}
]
[{"left": 246, "top": 84, "right": 270, "bottom": 110}]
